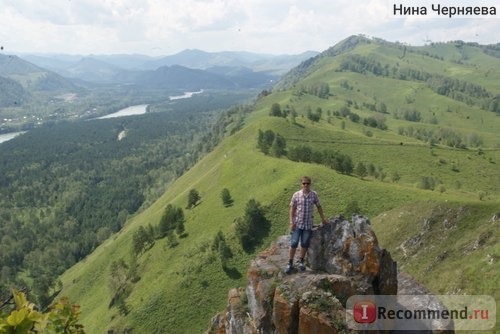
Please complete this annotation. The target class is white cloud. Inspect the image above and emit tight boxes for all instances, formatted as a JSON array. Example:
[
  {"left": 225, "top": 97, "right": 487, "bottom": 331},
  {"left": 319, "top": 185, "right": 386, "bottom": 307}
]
[{"left": 0, "top": 0, "right": 498, "bottom": 55}]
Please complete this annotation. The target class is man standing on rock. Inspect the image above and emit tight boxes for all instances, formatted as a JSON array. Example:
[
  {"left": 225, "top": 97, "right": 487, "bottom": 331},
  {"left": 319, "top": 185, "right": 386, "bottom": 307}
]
[{"left": 286, "top": 176, "right": 328, "bottom": 274}]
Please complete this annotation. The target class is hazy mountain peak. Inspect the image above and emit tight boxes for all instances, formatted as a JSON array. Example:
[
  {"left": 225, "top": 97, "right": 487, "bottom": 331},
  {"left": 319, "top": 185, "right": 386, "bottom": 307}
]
[{"left": 0, "top": 54, "right": 44, "bottom": 76}]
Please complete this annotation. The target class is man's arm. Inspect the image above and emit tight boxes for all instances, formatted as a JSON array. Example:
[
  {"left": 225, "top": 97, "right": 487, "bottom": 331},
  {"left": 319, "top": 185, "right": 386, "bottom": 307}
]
[
  {"left": 289, "top": 205, "right": 296, "bottom": 231},
  {"left": 317, "top": 205, "right": 328, "bottom": 225}
]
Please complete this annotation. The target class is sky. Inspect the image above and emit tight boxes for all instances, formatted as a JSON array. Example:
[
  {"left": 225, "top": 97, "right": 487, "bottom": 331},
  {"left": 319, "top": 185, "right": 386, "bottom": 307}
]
[{"left": 0, "top": 0, "right": 499, "bottom": 56}]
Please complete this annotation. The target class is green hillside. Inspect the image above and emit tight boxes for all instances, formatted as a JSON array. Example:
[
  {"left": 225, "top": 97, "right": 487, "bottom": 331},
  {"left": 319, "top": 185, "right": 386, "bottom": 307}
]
[{"left": 57, "top": 36, "right": 499, "bottom": 333}]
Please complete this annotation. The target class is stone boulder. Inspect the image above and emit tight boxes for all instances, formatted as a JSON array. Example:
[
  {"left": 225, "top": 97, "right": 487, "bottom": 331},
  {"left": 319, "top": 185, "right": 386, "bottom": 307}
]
[
  {"left": 308, "top": 215, "right": 398, "bottom": 295},
  {"left": 207, "top": 215, "right": 398, "bottom": 334}
]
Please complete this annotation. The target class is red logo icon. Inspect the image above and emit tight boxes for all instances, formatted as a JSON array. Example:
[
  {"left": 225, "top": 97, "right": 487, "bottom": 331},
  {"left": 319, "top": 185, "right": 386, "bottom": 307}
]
[{"left": 353, "top": 301, "right": 377, "bottom": 323}]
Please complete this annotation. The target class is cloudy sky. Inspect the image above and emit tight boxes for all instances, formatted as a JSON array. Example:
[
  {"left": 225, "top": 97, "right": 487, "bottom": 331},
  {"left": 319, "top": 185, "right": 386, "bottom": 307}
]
[{"left": 0, "top": 0, "right": 499, "bottom": 56}]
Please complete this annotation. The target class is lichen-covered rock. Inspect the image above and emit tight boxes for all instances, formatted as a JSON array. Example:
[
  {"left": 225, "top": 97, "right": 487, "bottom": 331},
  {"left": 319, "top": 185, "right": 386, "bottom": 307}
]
[
  {"left": 207, "top": 288, "right": 256, "bottom": 334},
  {"left": 272, "top": 286, "right": 298, "bottom": 334},
  {"left": 207, "top": 216, "right": 398, "bottom": 334},
  {"left": 308, "top": 215, "right": 398, "bottom": 295}
]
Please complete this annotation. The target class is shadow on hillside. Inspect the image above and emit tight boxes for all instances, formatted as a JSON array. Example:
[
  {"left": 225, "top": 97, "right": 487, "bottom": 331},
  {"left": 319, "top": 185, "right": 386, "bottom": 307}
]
[
  {"left": 223, "top": 266, "right": 242, "bottom": 279},
  {"left": 293, "top": 122, "right": 305, "bottom": 128}
]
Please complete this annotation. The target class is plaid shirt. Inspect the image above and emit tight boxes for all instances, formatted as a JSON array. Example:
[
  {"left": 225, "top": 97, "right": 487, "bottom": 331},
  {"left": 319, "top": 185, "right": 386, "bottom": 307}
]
[{"left": 290, "top": 189, "right": 321, "bottom": 230}]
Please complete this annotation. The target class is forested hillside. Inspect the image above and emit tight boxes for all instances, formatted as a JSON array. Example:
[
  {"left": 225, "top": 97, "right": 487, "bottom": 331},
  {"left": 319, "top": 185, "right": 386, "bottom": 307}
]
[
  {"left": 0, "top": 76, "right": 29, "bottom": 107},
  {"left": 0, "top": 93, "right": 250, "bottom": 307}
]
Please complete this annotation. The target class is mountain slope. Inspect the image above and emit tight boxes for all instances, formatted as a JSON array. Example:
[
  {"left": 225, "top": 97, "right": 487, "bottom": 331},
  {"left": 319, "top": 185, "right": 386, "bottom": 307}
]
[
  {"left": 21, "top": 54, "right": 158, "bottom": 71},
  {"left": 53, "top": 57, "right": 124, "bottom": 83},
  {"left": 205, "top": 66, "right": 278, "bottom": 88},
  {"left": 144, "top": 65, "right": 236, "bottom": 89},
  {"left": 58, "top": 118, "right": 457, "bottom": 333},
  {"left": 0, "top": 75, "right": 30, "bottom": 107},
  {"left": 57, "top": 36, "right": 500, "bottom": 333},
  {"left": 0, "top": 54, "right": 43, "bottom": 75},
  {"left": 141, "top": 49, "right": 248, "bottom": 69},
  {"left": 0, "top": 54, "right": 76, "bottom": 91}
]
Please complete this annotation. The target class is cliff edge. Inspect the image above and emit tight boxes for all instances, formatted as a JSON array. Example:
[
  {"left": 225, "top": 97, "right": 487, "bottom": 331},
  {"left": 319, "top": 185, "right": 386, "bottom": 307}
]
[{"left": 207, "top": 215, "right": 398, "bottom": 334}]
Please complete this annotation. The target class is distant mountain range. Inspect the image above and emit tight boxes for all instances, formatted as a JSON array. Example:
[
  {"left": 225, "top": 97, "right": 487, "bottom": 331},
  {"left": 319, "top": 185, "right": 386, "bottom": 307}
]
[
  {"left": 1, "top": 49, "right": 319, "bottom": 126},
  {"left": 138, "top": 49, "right": 319, "bottom": 73},
  {"left": 19, "top": 49, "right": 319, "bottom": 86}
]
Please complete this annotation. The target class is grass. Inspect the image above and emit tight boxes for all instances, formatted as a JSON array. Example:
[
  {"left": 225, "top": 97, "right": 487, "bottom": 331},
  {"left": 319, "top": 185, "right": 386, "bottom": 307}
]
[
  {"left": 373, "top": 201, "right": 499, "bottom": 295},
  {"left": 372, "top": 200, "right": 500, "bottom": 332},
  {"left": 57, "top": 38, "right": 499, "bottom": 333}
]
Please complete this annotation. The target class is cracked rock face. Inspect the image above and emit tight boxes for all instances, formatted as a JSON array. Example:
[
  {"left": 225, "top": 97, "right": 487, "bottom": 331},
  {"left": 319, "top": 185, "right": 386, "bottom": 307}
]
[
  {"left": 207, "top": 215, "right": 398, "bottom": 334},
  {"left": 308, "top": 215, "right": 398, "bottom": 295}
]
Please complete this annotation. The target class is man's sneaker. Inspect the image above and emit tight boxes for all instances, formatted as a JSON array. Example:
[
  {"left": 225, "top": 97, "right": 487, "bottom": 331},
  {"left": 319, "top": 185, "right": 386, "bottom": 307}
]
[
  {"left": 298, "top": 261, "right": 306, "bottom": 272},
  {"left": 285, "top": 262, "right": 293, "bottom": 274}
]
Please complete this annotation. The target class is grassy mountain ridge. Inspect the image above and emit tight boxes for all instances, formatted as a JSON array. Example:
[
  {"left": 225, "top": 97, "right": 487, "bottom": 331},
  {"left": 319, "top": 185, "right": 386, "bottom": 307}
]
[
  {"left": 274, "top": 35, "right": 375, "bottom": 90},
  {"left": 56, "top": 36, "right": 499, "bottom": 333},
  {"left": 276, "top": 35, "right": 500, "bottom": 93}
]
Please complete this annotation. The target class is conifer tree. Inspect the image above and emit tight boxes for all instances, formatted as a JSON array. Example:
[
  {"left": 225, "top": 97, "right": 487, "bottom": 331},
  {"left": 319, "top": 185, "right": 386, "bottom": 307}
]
[
  {"left": 221, "top": 188, "right": 234, "bottom": 207},
  {"left": 187, "top": 189, "right": 201, "bottom": 208}
]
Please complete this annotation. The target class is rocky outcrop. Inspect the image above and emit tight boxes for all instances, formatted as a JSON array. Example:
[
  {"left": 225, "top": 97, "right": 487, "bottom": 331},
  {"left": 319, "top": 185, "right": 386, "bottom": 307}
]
[{"left": 207, "top": 215, "right": 398, "bottom": 334}]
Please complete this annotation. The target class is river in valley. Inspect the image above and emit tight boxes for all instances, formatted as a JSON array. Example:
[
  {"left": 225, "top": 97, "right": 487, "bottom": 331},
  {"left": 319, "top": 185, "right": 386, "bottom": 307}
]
[
  {"left": 0, "top": 89, "right": 204, "bottom": 144},
  {"left": 97, "top": 104, "right": 149, "bottom": 119},
  {"left": 0, "top": 131, "right": 26, "bottom": 144},
  {"left": 169, "top": 89, "right": 204, "bottom": 100}
]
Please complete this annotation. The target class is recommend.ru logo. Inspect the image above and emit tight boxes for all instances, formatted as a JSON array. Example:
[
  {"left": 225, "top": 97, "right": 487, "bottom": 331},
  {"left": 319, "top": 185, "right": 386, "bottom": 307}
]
[
  {"left": 346, "top": 295, "right": 496, "bottom": 331},
  {"left": 353, "top": 301, "right": 377, "bottom": 323}
]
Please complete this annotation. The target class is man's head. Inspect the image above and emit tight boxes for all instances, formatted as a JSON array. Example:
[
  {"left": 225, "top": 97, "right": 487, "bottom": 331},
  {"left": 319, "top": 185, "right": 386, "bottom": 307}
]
[{"left": 301, "top": 176, "right": 311, "bottom": 190}]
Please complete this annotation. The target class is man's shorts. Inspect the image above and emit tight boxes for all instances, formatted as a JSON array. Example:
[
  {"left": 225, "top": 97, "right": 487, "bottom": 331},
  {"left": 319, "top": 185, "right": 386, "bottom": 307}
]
[{"left": 290, "top": 228, "right": 312, "bottom": 249}]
